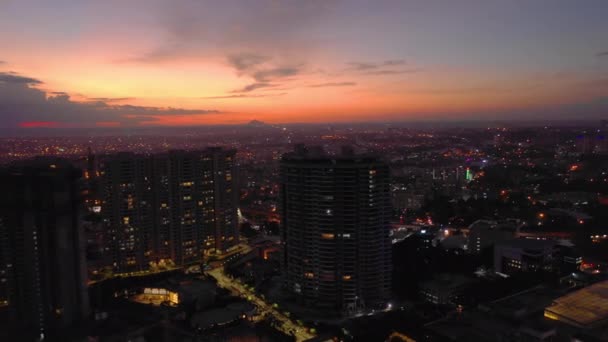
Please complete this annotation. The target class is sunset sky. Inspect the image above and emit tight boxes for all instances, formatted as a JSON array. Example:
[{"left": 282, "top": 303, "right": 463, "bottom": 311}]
[{"left": 1, "top": 0, "right": 607, "bottom": 128}]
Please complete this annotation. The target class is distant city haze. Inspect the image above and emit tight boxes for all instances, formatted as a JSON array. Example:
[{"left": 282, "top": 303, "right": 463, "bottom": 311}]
[{"left": 0, "top": 1, "right": 607, "bottom": 128}]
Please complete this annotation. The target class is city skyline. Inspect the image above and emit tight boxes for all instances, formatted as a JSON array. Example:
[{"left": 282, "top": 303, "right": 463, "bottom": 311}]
[
  {"left": 2, "top": 3, "right": 608, "bottom": 340},
  {"left": 1, "top": 0, "right": 608, "bottom": 129},
  {"left": 2, "top": 125, "right": 608, "bottom": 340}
]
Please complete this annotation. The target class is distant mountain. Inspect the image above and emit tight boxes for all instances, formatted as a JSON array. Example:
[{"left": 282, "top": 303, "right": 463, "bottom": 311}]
[{"left": 247, "top": 120, "right": 268, "bottom": 128}]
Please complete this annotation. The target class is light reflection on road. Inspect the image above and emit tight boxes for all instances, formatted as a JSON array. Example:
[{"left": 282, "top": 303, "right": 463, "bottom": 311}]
[{"left": 207, "top": 267, "right": 316, "bottom": 342}]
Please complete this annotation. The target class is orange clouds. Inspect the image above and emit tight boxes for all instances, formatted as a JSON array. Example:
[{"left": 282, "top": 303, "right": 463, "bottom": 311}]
[{"left": 19, "top": 121, "right": 59, "bottom": 128}]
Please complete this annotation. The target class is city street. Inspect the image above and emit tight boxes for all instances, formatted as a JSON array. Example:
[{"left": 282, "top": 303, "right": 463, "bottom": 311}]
[{"left": 207, "top": 267, "right": 316, "bottom": 342}]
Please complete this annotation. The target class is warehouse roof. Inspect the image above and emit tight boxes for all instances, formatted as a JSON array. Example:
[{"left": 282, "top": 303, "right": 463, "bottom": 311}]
[{"left": 544, "top": 280, "right": 608, "bottom": 328}]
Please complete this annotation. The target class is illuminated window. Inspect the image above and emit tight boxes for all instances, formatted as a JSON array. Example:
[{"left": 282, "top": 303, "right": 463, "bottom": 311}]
[
  {"left": 342, "top": 275, "right": 352, "bottom": 280},
  {"left": 321, "top": 233, "right": 335, "bottom": 239},
  {"left": 304, "top": 272, "right": 314, "bottom": 279}
]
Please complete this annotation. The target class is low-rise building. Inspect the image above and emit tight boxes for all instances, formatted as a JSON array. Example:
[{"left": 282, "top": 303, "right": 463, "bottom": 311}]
[
  {"left": 494, "top": 238, "right": 556, "bottom": 275},
  {"left": 467, "top": 219, "right": 519, "bottom": 254},
  {"left": 419, "top": 274, "right": 475, "bottom": 305},
  {"left": 544, "top": 280, "right": 608, "bottom": 329}
]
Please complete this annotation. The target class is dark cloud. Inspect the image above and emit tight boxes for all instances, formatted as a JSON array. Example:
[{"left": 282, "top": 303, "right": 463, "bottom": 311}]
[
  {"left": 87, "top": 97, "right": 136, "bottom": 102},
  {"left": 383, "top": 59, "right": 406, "bottom": 66},
  {"left": 308, "top": 82, "right": 357, "bottom": 88},
  {"left": 0, "top": 72, "right": 219, "bottom": 128},
  {"left": 364, "top": 68, "right": 422, "bottom": 76},
  {"left": 227, "top": 53, "right": 271, "bottom": 72},
  {"left": 0, "top": 72, "right": 42, "bottom": 85},
  {"left": 202, "top": 92, "right": 286, "bottom": 99},
  {"left": 131, "top": 2, "right": 335, "bottom": 62},
  {"left": 345, "top": 59, "right": 415, "bottom": 76},
  {"left": 252, "top": 66, "right": 301, "bottom": 82},
  {"left": 347, "top": 59, "right": 407, "bottom": 71},
  {"left": 598, "top": 51, "right": 608, "bottom": 57},
  {"left": 0, "top": 60, "right": 6, "bottom": 65},
  {"left": 232, "top": 82, "right": 278, "bottom": 93},
  {"left": 348, "top": 62, "right": 378, "bottom": 71},
  {"left": 225, "top": 53, "right": 303, "bottom": 93}
]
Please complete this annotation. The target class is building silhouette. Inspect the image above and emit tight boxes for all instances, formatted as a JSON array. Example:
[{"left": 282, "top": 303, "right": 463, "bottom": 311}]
[
  {"left": 101, "top": 153, "right": 154, "bottom": 272},
  {"left": 100, "top": 148, "right": 238, "bottom": 273},
  {"left": 0, "top": 159, "right": 89, "bottom": 341},
  {"left": 280, "top": 146, "right": 392, "bottom": 316}
]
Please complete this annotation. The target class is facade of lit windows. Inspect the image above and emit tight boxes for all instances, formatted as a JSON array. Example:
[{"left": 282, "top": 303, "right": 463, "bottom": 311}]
[
  {"left": 280, "top": 146, "right": 392, "bottom": 316},
  {"left": 100, "top": 148, "right": 238, "bottom": 273},
  {"left": 494, "top": 238, "right": 556, "bottom": 275}
]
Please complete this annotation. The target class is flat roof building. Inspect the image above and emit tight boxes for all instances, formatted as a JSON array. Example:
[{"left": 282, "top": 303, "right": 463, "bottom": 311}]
[
  {"left": 494, "top": 238, "right": 556, "bottom": 275},
  {"left": 544, "top": 280, "right": 608, "bottom": 329},
  {"left": 419, "top": 274, "right": 474, "bottom": 305}
]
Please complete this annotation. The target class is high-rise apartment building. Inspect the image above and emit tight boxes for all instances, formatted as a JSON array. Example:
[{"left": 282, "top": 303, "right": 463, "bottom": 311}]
[
  {"left": 100, "top": 148, "right": 238, "bottom": 273},
  {"left": 280, "top": 146, "right": 392, "bottom": 316},
  {"left": 101, "top": 153, "right": 154, "bottom": 273},
  {"left": 0, "top": 159, "right": 89, "bottom": 341}
]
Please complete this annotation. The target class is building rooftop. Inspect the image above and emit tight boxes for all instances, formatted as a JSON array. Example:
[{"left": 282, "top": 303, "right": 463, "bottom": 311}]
[
  {"left": 420, "top": 274, "right": 474, "bottom": 292},
  {"left": 281, "top": 145, "right": 381, "bottom": 163},
  {"left": 496, "top": 238, "right": 556, "bottom": 250},
  {"left": 544, "top": 280, "right": 608, "bottom": 328}
]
